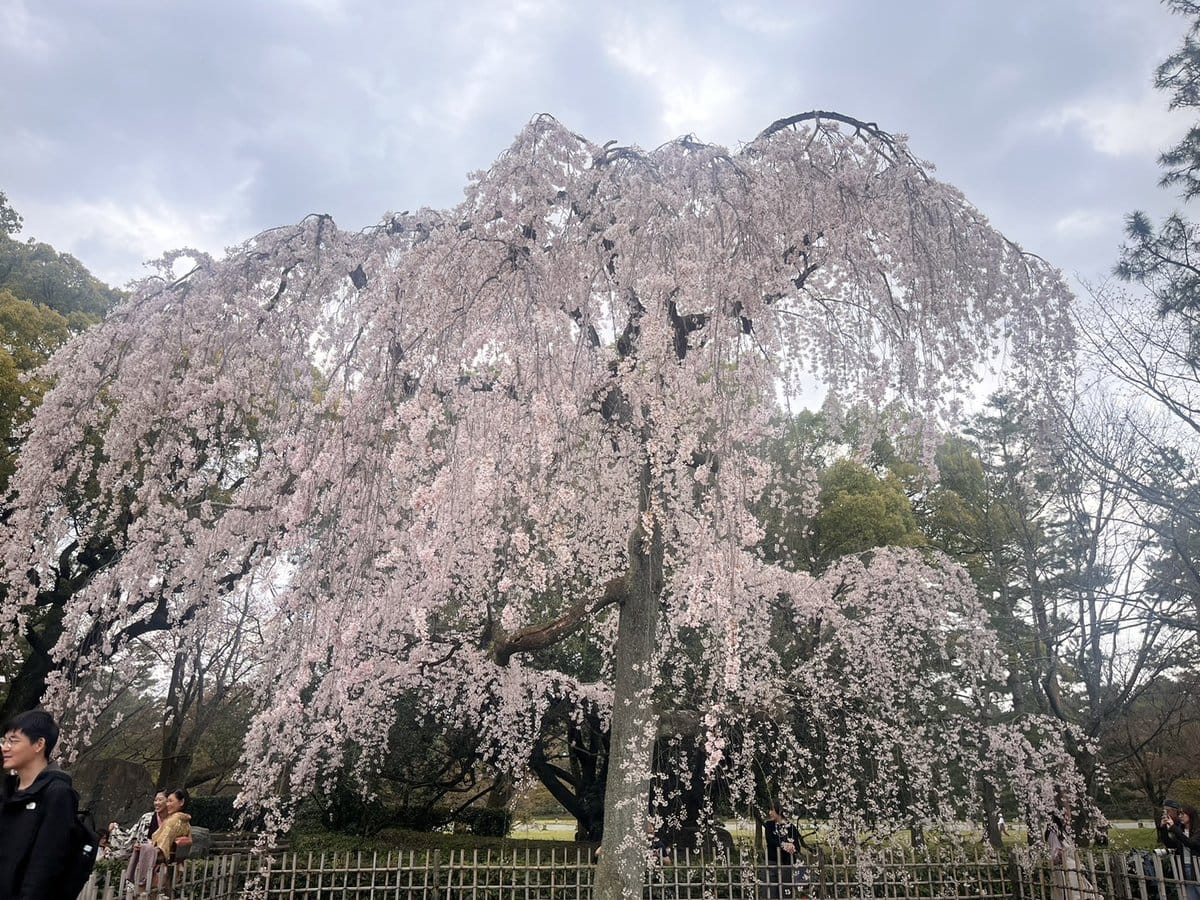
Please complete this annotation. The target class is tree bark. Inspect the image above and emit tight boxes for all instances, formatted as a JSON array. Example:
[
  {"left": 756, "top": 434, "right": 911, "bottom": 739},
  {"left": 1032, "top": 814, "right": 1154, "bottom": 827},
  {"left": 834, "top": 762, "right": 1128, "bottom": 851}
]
[
  {"left": 0, "top": 637, "right": 56, "bottom": 723},
  {"left": 594, "top": 463, "right": 663, "bottom": 900},
  {"left": 593, "top": 564, "right": 659, "bottom": 897},
  {"left": 157, "top": 750, "right": 194, "bottom": 792},
  {"left": 156, "top": 650, "right": 191, "bottom": 790},
  {"left": 981, "top": 780, "right": 1003, "bottom": 849}
]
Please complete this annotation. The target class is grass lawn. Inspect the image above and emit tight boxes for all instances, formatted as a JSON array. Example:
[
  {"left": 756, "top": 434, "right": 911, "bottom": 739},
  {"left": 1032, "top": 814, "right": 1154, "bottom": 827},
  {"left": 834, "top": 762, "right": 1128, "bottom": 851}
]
[
  {"left": 291, "top": 819, "right": 1166, "bottom": 856},
  {"left": 508, "top": 817, "right": 578, "bottom": 841},
  {"left": 291, "top": 826, "right": 572, "bottom": 857}
]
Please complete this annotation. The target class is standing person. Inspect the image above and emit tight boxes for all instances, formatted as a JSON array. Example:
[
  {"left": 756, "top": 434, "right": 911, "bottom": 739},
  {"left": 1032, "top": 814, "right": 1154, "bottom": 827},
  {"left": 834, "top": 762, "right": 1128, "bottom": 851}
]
[
  {"left": 763, "top": 802, "right": 809, "bottom": 900},
  {"left": 0, "top": 709, "right": 80, "bottom": 900},
  {"left": 644, "top": 819, "right": 671, "bottom": 862},
  {"left": 1045, "top": 806, "right": 1095, "bottom": 900},
  {"left": 108, "top": 791, "right": 168, "bottom": 860},
  {"left": 123, "top": 788, "right": 192, "bottom": 892},
  {"left": 1158, "top": 799, "right": 1200, "bottom": 900}
]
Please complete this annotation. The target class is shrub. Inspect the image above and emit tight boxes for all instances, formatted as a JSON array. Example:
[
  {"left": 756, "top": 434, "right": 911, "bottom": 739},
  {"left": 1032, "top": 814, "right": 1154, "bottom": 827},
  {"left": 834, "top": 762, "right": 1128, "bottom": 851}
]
[
  {"left": 1173, "top": 778, "right": 1200, "bottom": 810},
  {"left": 458, "top": 807, "right": 513, "bottom": 838}
]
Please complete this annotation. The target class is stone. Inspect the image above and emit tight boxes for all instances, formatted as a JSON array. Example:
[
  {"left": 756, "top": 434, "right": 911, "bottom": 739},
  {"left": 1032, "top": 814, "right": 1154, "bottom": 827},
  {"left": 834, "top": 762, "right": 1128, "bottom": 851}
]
[{"left": 70, "top": 757, "right": 155, "bottom": 827}]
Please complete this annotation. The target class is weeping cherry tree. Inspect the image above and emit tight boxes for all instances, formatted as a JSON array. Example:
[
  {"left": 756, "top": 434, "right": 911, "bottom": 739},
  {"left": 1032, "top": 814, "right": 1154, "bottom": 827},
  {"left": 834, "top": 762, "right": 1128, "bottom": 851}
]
[{"left": 2, "top": 112, "right": 1081, "bottom": 898}]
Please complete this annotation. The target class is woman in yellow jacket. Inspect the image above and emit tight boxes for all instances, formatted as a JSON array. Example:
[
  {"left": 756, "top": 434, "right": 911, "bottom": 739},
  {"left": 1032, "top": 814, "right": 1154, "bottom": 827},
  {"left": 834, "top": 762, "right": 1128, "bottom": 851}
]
[{"left": 124, "top": 788, "right": 192, "bottom": 891}]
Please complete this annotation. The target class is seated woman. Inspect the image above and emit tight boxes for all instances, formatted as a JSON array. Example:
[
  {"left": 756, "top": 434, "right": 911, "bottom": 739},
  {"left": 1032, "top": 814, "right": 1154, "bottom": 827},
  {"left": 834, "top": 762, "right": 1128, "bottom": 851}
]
[
  {"left": 109, "top": 790, "right": 167, "bottom": 860},
  {"left": 123, "top": 789, "right": 191, "bottom": 891}
]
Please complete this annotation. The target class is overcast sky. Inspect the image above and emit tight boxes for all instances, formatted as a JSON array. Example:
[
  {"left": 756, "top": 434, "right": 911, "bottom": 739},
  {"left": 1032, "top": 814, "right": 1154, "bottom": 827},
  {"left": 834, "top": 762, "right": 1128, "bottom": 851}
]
[{"left": 2, "top": 0, "right": 1193, "bottom": 291}]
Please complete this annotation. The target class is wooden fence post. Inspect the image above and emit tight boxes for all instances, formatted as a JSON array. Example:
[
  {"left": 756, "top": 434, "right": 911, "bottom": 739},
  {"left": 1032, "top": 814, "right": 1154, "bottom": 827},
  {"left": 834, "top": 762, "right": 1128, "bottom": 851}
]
[
  {"left": 1009, "top": 853, "right": 1025, "bottom": 900},
  {"left": 430, "top": 848, "right": 442, "bottom": 900}
]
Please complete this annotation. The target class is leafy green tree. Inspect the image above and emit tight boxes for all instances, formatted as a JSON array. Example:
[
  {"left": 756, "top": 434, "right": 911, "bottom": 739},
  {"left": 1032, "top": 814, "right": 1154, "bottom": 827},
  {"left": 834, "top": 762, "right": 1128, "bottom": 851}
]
[
  {"left": 760, "top": 396, "right": 1188, "bottom": 836},
  {"left": 0, "top": 238, "right": 120, "bottom": 320},
  {"left": 759, "top": 409, "right": 926, "bottom": 572},
  {"left": 755, "top": 411, "right": 1014, "bottom": 837},
  {"left": 0, "top": 290, "right": 71, "bottom": 496},
  {"left": 0, "top": 193, "right": 121, "bottom": 320},
  {"left": 0, "top": 287, "right": 103, "bottom": 719},
  {"left": 1117, "top": 1, "right": 1200, "bottom": 338},
  {"left": 1081, "top": 0, "right": 1200, "bottom": 650},
  {"left": 912, "top": 393, "right": 1187, "bottom": 829},
  {"left": 811, "top": 459, "right": 925, "bottom": 565},
  {"left": 0, "top": 198, "right": 125, "bottom": 719},
  {"left": 1141, "top": 502, "right": 1200, "bottom": 635},
  {"left": 0, "top": 193, "right": 115, "bottom": 492},
  {"left": 1150, "top": 1, "right": 1200, "bottom": 201},
  {"left": 0, "top": 193, "right": 21, "bottom": 238}
]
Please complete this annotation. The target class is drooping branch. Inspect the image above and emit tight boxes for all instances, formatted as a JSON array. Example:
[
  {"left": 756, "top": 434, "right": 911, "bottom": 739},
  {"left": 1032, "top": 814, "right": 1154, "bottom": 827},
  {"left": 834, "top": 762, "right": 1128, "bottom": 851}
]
[
  {"left": 756, "top": 110, "right": 928, "bottom": 175},
  {"left": 491, "top": 574, "right": 626, "bottom": 666}
]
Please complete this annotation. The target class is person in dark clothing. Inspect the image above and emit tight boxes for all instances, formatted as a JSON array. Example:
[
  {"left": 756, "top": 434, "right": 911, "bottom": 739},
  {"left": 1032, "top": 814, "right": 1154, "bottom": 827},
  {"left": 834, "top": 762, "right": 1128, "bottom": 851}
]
[
  {"left": 1158, "top": 799, "right": 1200, "bottom": 900},
  {"left": 644, "top": 820, "right": 671, "bottom": 862},
  {"left": 763, "top": 802, "right": 809, "bottom": 900},
  {"left": 0, "top": 709, "right": 79, "bottom": 900}
]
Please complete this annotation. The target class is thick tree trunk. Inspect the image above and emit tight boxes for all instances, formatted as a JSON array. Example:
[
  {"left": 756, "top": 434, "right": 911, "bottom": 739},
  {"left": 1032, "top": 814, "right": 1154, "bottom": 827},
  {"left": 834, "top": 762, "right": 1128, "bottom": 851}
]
[
  {"left": 593, "top": 573, "right": 659, "bottom": 898},
  {"left": 981, "top": 780, "right": 1003, "bottom": 849},
  {"left": 594, "top": 492, "right": 663, "bottom": 900},
  {"left": 0, "top": 643, "right": 54, "bottom": 722},
  {"left": 486, "top": 772, "right": 514, "bottom": 813},
  {"left": 156, "top": 651, "right": 189, "bottom": 790},
  {"left": 157, "top": 751, "right": 194, "bottom": 792},
  {"left": 529, "top": 709, "right": 608, "bottom": 842}
]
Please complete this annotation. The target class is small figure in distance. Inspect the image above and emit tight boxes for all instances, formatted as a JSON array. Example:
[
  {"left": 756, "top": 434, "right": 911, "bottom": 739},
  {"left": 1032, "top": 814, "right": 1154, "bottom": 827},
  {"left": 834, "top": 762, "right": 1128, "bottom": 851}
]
[{"left": 0, "top": 709, "right": 81, "bottom": 900}]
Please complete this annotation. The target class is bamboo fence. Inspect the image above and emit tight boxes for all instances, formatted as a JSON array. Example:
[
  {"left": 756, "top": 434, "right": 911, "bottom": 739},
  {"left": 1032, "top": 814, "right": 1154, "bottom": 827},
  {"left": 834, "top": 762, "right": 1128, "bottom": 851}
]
[{"left": 76, "top": 845, "right": 1198, "bottom": 899}]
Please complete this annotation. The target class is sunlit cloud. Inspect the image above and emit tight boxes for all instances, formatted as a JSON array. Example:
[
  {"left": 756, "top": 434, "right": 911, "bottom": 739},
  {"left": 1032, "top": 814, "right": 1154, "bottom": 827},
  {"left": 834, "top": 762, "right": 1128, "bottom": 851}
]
[
  {"left": 1053, "top": 209, "right": 1112, "bottom": 239},
  {"left": 603, "top": 17, "right": 748, "bottom": 143},
  {"left": 1040, "top": 93, "right": 1189, "bottom": 158},
  {"left": 21, "top": 189, "right": 253, "bottom": 288}
]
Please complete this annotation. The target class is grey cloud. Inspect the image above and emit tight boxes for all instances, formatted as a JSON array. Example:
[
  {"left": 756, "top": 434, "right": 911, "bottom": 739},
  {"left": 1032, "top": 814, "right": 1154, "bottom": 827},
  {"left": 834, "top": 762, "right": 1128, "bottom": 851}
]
[{"left": 1, "top": 0, "right": 1189, "bottom": 289}]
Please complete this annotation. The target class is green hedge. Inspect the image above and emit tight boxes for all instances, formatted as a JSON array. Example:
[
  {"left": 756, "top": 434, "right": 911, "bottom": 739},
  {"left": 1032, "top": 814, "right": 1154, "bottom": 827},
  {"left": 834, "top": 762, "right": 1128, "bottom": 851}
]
[{"left": 458, "top": 807, "right": 513, "bottom": 837}]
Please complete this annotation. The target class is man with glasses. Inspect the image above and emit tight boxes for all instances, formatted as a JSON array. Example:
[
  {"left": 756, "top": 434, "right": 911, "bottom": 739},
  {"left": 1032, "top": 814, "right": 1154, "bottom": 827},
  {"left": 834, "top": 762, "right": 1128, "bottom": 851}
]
[{"left": 0, "top": 709, "right": 79, "bottom": 899}]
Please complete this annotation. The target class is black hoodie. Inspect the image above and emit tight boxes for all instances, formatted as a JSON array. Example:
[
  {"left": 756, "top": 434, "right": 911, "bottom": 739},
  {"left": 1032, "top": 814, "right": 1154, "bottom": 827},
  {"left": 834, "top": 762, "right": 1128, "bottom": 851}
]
[{"left": 0, "top": 766, "right": 78, "bottom": 900}]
